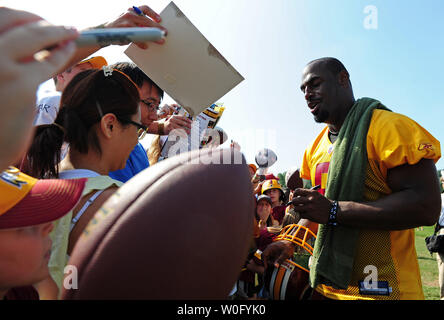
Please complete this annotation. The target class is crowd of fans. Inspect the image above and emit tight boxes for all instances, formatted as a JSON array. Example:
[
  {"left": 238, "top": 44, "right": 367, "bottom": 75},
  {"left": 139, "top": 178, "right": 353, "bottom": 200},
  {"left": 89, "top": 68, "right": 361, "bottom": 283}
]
[{"left": 0, "top": 4, "right": 443, "bottom": 301}]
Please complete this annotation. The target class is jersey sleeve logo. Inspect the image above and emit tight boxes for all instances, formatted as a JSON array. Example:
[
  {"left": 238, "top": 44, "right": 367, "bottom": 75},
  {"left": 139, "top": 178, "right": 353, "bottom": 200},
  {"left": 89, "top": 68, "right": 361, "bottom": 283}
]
[{"left": 418, "top": 143, "right": 434, "bottom": 151}]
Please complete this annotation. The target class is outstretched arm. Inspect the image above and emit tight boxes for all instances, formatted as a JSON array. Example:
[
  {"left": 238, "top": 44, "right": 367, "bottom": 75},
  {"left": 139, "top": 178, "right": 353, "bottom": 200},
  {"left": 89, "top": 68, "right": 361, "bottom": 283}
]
[
  {"left": 60, "top": 4, "right": 167, "bottom": 73},
  {"left": 262, "top": 158, "right": 441, "bottom": 269},
  {"left": 292, "top": 158, "right": 441, "bottom": 230}
]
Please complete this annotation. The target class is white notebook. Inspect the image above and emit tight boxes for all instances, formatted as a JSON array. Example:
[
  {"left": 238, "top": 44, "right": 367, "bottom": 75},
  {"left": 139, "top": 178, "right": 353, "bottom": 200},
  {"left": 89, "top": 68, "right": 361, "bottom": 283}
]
[{"left": 125, "top": 1, "right": 244, "bottom": 117}]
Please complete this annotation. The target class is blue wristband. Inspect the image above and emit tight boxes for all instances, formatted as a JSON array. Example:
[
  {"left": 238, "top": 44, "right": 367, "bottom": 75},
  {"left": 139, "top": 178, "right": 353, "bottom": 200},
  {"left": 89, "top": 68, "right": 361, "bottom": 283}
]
[{"left": 328, "top": 201, "right": 338, "bottom": 226}]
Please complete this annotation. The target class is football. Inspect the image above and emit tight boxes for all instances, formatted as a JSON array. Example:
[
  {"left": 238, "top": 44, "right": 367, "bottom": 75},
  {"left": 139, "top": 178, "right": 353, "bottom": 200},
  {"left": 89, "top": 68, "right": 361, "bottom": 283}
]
[
  {"left": 62, "top": 148, "right": 254, "bottom": 299},
  {"left": 254, "top": 148, "right": 277, "bottom": 169}
]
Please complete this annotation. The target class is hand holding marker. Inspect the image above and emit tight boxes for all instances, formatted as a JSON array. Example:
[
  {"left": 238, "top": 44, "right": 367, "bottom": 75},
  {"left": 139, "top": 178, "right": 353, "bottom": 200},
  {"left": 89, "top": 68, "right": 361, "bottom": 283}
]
[
  {"left": 74, "top": 6, "right": 165, "bottom": 47},
  {"left": 286, "top": 185, "right": 321, "bottom": 207},
  {"left": 132, "top": 5, "right": 144, "bottom": 16}
]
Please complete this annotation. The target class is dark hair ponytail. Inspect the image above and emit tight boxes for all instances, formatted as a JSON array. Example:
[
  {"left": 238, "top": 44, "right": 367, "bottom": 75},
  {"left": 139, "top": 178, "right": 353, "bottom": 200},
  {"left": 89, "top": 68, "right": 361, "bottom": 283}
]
[{"left": 26, "top": 124, "right": 65, "bottom": 178}]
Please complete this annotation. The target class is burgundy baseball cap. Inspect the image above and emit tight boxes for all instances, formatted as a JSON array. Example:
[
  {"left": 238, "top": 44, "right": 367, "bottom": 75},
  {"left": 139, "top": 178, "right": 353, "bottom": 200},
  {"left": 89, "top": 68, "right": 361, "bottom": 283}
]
[
  {"left": 265, "top": 173, "right": 279, "bottom": 181},
  {"left": 0, "top": 167, "right": 86, "bottom": 229}
]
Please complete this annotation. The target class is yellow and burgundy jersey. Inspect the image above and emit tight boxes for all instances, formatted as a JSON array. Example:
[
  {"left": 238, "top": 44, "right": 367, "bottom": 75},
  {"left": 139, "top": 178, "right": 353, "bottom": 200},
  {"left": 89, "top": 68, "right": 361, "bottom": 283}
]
[{"left": 300, "top": 109, "right": 441, "bottom": 300}]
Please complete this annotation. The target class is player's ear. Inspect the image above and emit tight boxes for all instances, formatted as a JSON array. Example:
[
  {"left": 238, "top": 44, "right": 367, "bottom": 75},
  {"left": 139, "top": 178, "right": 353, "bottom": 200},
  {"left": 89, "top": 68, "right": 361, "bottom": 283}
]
[{"left": 338, "top": 70, "right": 351, "bottom": 88}]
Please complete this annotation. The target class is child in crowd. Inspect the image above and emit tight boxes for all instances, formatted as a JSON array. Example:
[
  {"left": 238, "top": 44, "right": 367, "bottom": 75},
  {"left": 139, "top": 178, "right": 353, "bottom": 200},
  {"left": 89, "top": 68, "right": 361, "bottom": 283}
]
[
  {"left": 0, "top": 167, "right": 86, "bottom": 300},
  {"left": 261, "top": 179, "right": 287, "bottom": 225}
]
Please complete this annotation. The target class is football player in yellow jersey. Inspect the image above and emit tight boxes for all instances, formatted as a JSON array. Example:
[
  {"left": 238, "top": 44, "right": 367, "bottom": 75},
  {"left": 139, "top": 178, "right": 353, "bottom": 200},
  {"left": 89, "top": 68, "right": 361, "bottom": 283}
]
[{"left": 263, "top": 57, "right": 441, "bottom": 300}]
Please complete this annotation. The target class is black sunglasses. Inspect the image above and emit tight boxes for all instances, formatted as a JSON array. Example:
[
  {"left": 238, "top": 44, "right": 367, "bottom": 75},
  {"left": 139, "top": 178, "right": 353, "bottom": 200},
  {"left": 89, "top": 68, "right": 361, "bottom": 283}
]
[{"left": 117, "top": 118, "right": 148, "bottom": 140}]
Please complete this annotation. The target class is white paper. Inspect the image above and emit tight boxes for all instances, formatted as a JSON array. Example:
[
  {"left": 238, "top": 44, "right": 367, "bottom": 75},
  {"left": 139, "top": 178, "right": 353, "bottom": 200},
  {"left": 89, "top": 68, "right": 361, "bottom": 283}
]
[
  {"left": 125, "top": 1, "right": 244, "bottom": 116},
  {"left": 158, "top": 104, "right": 224, "bottom": 159}
]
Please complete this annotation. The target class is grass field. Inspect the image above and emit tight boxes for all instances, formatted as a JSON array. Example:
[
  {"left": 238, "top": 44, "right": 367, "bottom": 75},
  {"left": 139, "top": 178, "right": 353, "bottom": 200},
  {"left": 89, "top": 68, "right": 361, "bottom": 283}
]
[{"left": 415, "top": 226, "right": 441, "bottom": 300}]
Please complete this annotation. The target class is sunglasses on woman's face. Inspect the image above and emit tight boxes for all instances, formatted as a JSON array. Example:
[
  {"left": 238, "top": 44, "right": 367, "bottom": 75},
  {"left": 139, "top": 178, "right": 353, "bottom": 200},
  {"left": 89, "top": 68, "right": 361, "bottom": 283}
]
[
  {"left": 118, "top": 118, "right": 148, "bottom": 140},
  {"left": 96, "top": 101, "right": 148, "bottom": 140}
]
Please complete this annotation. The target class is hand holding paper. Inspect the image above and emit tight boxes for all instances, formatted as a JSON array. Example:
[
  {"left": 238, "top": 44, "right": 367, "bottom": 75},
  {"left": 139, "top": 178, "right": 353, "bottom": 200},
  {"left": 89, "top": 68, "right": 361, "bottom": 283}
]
[
  {"left": 125, "top": 1, "right": 244, "bottom": 116},
  {"left": 101, "top": 4, "right": 167, "bottom": 49}
]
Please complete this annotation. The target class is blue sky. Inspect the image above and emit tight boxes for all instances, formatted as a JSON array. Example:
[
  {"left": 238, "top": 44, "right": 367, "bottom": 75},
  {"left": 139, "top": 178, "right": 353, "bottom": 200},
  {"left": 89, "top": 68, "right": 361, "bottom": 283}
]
[{"left": 5, "top": 0, "right": 443, "bottom": 174}]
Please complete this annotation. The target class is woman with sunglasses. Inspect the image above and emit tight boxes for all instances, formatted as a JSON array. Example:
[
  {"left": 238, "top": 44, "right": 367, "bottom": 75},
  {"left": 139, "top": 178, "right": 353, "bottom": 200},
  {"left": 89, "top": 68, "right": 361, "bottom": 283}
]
[{"left": 26, "top": 68, "right": 144, "bottom": 297}]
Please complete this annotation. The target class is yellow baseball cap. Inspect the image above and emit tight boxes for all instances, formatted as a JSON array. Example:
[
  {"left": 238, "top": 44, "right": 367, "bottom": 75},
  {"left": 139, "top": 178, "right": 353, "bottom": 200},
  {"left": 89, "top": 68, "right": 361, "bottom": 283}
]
[
  {"left": 77, "top": 56, "right": 108, "bottom": 69},
  {"left": 261, "top": 179, "right": 283, "bottom": 195},
  {"left": 0, "top": 167, "right": 86, "bottom": 229}
]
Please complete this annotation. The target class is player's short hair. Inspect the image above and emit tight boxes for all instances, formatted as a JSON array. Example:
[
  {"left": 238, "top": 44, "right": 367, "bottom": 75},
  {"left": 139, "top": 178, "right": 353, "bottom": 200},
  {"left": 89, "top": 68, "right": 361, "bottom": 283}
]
[{"left": 307, "top": 57, "right": 349, "bottom": 78}]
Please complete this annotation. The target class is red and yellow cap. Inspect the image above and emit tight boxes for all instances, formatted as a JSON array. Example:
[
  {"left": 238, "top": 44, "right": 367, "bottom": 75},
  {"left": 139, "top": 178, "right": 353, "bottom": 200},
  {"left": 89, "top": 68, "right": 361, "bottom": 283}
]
[
  {"left": 261, "top": 179, "right": 283, "bottom": 195},
  {"left": 0, "top": 167, "right": 86, "bottom": 229}
]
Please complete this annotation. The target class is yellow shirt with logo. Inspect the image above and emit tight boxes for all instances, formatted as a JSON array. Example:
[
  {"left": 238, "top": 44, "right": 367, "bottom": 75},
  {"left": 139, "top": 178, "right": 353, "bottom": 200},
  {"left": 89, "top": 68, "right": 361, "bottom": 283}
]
[{"left": 300, "top": 109, "right": 441, "bottom": 300}]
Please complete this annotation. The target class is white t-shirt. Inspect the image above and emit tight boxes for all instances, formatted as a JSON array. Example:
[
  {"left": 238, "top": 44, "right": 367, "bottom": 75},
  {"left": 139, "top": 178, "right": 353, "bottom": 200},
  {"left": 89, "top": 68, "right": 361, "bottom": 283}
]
[{"left": 33, "top": 89, "right": 61, "bottom": 126}]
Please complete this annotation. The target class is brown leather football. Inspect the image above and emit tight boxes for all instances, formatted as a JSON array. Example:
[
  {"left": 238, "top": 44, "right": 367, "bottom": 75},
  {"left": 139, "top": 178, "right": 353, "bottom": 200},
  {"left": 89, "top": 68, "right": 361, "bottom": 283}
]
[{"left": 62, "top": 148, "right": 254, "bottom": 299}]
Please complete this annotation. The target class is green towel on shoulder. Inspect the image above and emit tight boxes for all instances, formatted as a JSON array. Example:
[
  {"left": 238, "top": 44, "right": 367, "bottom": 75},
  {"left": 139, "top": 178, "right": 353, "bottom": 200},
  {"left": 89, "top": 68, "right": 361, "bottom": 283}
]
[{"left": 309, "top": 97, "right": 391, "bottom": 290}]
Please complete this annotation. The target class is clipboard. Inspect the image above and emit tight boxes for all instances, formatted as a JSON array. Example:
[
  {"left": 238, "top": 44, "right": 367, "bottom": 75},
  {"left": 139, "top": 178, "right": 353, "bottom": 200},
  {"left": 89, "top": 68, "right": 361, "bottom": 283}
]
[{"left": 125, "top": 1, "right": 244, "bottom": 117}]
